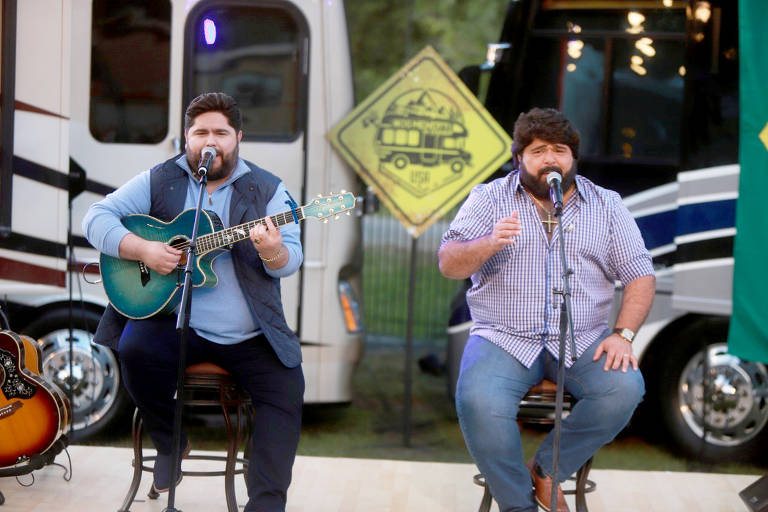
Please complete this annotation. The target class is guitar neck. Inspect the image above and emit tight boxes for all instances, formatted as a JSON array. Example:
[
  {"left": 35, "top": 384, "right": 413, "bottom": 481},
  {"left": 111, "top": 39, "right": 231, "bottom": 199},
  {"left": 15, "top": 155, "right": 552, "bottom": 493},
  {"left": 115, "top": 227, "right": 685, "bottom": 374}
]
[{"left": 197, "top": 208, "right": 306, "bottom": 254}]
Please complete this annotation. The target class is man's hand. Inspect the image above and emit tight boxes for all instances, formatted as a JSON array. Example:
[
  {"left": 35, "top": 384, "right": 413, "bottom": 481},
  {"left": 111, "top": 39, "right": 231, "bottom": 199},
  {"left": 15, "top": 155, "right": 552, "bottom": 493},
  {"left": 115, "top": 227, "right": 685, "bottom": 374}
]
[
  {"left": 593, "top": 334, "right": 637, "bottom": 372},
  {"left": 439, "top": 210, "right": 523, "bottom": 280},
  {"left": 249, "top": 216, "right": 283, "bottom": 261},
  {"left": 118, "top": 233, "right": 181, "bottom": 275},
  {"left": 489, "top": 211, "right": 523, "bottom": 251},
  {"left": 139, "top": 241, "right": 182, "bottom": 275}
]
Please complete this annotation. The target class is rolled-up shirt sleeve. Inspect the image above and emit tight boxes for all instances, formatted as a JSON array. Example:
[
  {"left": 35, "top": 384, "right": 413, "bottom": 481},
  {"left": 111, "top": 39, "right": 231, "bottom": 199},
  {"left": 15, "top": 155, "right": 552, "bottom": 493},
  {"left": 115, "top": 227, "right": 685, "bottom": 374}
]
[
  {"left": 81, "top": 170, "right": 152, "bottom": 258},
  {"left": 263, "top": 182, "right": 303, "bottom": 278},
  {"left": 440, "top": 184, "right": 494, "bottom": 246},
  {"left": 608, "top": 194, "right": 655, "bottom": 284}
]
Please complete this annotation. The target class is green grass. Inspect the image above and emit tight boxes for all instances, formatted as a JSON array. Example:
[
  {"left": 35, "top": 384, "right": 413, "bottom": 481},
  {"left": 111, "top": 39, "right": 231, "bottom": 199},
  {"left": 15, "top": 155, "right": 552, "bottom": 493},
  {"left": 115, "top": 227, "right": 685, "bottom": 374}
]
[
  {"left": 362, "top": 245, "right": 461, "bottom": 342},
  {"left": 79, "top": 343, "right": 767, "bottom": 476}
]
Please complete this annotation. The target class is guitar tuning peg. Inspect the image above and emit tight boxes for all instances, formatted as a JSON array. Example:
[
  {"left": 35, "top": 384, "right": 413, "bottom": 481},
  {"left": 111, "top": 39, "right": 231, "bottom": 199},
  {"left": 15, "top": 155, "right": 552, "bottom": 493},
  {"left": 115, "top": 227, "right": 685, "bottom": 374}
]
[
  {"left": 323, "top": 219, "right": 329, "bottom": 224},
  {"left": 317, "top": 194, "right": 322, "bottom": 198},
  {"left": 346, "top": 211, "right": 351, "bottom": 216},
  {"left": 335, "top": 215, "right": 340, "bottom": 220},
  {"left": 340, "top": 189, "right": 347, "bottom": 194}
]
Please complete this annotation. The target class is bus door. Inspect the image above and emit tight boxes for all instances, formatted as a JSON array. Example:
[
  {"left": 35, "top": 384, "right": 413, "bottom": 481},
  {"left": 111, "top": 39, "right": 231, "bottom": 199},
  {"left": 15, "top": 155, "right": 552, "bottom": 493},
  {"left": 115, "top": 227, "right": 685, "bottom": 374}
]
[
  {"left": 69, "top": 0, "right": 179, "bottom": 245},
  {"left": 183, "top": 3, "right": 310, "bottom": 332},
  {"left": 421, "top": 134, "right": 439, "bottom": 165}
]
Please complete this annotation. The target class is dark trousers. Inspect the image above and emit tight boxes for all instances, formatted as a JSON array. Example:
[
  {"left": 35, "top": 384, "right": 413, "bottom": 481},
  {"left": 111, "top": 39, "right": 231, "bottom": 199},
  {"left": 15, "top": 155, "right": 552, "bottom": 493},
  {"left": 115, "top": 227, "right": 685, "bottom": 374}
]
[{"left": 117, "top": 316, "right": 304, "bottom": 512}]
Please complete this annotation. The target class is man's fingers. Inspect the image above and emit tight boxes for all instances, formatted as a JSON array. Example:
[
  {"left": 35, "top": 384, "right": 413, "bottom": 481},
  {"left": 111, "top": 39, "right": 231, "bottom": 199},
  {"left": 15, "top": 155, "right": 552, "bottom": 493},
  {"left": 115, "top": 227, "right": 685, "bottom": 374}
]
[
  {"left": 612, "top": 353, "right": 623, "bottom": 371},
  {"left": 593, "top": 343, "right": 604, "bottom": 361}
]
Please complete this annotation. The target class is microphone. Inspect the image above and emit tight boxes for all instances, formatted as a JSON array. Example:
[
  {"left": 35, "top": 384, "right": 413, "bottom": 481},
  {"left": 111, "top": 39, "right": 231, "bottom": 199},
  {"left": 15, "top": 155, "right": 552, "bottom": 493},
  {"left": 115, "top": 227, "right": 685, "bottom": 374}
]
[
  {"left": 546, "top": 171, "right": 563, "bottom": 215},
  {"left": 197, "top": 146, "right": 217, "bottom": 177}
]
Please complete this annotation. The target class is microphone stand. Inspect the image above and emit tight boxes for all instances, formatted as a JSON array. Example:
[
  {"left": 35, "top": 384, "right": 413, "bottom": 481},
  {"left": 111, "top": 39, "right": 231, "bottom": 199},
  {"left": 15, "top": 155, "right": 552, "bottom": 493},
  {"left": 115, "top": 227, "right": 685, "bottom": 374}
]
[
  {"left": 550, "top": 195, "right": 577, "bottom": 511},
  {"left": 164, "top": 165, "right": 208, "bottom": 512}
]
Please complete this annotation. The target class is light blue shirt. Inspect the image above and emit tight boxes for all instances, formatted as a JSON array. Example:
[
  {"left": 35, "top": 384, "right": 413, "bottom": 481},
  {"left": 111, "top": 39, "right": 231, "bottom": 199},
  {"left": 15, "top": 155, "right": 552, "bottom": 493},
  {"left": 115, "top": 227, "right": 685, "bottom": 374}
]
[{"left": 83, "top": 156, "right": 303, "bottom": 344}]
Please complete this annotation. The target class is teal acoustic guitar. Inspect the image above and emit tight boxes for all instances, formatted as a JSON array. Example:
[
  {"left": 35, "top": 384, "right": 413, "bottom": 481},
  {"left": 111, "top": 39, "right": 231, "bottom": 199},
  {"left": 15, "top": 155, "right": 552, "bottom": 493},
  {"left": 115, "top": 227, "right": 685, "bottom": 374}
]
[{"left": 99, "top": 192, "right": 356, "bottom": 319}]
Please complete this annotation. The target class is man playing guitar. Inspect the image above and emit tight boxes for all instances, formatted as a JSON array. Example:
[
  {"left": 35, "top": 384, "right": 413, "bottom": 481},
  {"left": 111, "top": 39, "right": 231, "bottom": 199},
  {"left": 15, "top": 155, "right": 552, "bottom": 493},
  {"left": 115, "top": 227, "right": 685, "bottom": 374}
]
[{"left": 83, "top": 92, "right": 304, "bottom": 512}]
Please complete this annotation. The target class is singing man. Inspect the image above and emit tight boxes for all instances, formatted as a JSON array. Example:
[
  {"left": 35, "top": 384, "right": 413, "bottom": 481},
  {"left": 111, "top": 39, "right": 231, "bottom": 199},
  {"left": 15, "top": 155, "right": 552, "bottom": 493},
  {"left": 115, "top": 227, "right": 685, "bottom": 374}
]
[
  {"left": 83, "top": 92, "right": 304, "bottom": 512},
  {"left": 438, "top": 107, "right": 655, "bottom": 512}
]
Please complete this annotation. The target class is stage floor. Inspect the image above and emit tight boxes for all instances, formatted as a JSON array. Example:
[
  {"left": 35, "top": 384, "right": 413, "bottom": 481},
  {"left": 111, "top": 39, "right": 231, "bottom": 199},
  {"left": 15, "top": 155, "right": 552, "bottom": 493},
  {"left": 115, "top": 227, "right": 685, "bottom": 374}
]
[{"left": 0, "top": 445, "right": 757, "bottom": 511}]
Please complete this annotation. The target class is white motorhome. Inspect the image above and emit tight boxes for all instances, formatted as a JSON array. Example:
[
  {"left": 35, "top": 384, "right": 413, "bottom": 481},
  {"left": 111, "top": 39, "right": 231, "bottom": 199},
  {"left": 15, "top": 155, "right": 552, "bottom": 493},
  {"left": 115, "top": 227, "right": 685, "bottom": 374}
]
[{"left": 0, "top": 0, "right": 363, "bottom": 439}]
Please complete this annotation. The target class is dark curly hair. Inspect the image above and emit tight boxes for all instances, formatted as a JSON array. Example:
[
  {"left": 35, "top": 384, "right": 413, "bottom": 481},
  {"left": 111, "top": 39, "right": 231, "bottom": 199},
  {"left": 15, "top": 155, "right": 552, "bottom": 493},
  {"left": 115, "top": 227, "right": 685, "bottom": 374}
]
[
  {"left": 511, "top": 108, "right": 580, "bottom": 168},
  {"left": 184, "top": 92, "right": 242, "bottom": 132}
]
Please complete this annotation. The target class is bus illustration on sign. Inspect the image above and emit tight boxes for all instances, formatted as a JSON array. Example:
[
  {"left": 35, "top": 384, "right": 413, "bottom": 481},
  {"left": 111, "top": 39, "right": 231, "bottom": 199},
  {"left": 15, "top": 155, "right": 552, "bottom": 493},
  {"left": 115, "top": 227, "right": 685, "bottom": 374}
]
[{"left": 364, "top": 89, "right": 471, "bottom": 197}]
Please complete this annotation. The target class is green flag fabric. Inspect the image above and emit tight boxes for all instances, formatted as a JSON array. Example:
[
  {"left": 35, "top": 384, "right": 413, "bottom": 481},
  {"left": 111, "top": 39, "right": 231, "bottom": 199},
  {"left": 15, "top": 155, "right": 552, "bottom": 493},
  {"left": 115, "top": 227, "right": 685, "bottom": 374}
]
[{"left": 729, "top": 0, "right": 768, "bottom": 362}]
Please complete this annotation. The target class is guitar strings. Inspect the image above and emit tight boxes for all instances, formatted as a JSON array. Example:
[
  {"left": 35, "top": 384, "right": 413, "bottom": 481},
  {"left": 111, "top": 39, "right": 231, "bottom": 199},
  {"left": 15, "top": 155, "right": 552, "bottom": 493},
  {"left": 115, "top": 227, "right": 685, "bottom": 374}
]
[{"left": 170, "top": 209, "right": 305, "bottom": 254}]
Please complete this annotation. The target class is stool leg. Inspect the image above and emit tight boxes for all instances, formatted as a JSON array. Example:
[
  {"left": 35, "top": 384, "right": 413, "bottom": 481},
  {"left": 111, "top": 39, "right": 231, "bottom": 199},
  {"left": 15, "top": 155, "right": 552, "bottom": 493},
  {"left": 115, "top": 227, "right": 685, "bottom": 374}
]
[
  {"left": 118, "top": 408, "right": 145, "bottom": 512},
  {"left": 575, "top": 457, "right": 594, "bottom": 512},
  {"left": 478, "top": 485, "right": 492, "bottom": 512},
  {"left": 220, "top": 391, "right": 238, "bottom": 512}
]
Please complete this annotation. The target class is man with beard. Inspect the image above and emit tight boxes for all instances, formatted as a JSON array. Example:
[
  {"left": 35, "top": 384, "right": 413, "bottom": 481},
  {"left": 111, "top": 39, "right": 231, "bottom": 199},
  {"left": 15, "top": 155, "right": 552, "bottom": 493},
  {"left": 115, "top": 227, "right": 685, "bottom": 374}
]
[
  {"left": 83, "top": 92, "right": 303, "bottom": 512},
  {"left": 439, "top": 108, "right": 655, "bottom": 512}
]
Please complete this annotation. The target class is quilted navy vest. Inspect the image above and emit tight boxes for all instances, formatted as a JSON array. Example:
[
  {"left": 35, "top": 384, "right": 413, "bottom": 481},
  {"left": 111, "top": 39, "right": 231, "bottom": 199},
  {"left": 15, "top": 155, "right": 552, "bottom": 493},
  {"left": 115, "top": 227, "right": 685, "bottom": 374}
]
[{"left": 93, "top": 155, "right": 302, "bottom": 368}]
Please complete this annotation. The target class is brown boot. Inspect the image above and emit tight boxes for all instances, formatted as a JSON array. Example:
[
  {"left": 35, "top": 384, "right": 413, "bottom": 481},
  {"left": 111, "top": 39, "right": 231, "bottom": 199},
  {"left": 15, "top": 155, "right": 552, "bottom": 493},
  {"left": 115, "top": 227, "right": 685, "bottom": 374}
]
[{"left": 526, "top": 459, "right": 570, "bottom": 512}]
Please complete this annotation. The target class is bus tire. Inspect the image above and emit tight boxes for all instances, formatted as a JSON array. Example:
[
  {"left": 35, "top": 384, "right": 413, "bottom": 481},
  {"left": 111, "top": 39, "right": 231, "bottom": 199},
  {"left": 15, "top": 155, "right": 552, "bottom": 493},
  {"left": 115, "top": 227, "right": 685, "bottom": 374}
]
[
  {"left": 392, "top": 154, "right": 409, "bottom": 169},
  {"left": 449, "top": 158, "right": 464, "bottom": 173},
  {"left": 22, "top": 307, "right": 132, "bottom": 441},
  {"left": 656, "top": 316, "right": 768, "bottom": 462}
]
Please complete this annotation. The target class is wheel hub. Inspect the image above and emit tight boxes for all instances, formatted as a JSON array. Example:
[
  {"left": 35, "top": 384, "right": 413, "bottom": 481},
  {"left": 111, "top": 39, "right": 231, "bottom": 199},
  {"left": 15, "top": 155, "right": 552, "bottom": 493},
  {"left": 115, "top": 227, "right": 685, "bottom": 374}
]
[
  {"left": 36, "top": 328, "right": 121, "bottom": 431},
  {"left": 679, "top": 343, "right": 768, "bottom": 447}
]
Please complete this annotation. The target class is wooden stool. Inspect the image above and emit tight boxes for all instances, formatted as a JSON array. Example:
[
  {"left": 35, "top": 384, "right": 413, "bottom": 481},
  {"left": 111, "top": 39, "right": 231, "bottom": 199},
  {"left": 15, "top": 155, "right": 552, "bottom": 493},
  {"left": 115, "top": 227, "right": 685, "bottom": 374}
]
[
  {"left": 474, "top": 379, "right": 596, "bottom": 512},
  {"left": 118, "top": 363, "right": 252, "bottom": 512}
]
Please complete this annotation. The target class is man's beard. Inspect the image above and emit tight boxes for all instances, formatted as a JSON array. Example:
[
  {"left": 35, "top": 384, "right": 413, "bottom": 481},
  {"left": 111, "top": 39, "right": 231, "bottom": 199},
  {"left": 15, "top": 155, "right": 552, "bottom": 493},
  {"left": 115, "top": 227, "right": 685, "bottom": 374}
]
[
  {"left": 519, "top": 162, "right": 576, "bottom": 200},
  {"left": 187, "top": 145, "right": 239, "bottom": 181}
]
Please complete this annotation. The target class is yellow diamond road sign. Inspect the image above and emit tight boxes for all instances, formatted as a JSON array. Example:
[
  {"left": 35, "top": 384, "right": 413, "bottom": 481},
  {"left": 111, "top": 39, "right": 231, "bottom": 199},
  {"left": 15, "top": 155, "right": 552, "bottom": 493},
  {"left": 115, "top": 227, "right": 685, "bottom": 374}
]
[{"left": 329, "top": 46, "right": 512, "bottom": 237}]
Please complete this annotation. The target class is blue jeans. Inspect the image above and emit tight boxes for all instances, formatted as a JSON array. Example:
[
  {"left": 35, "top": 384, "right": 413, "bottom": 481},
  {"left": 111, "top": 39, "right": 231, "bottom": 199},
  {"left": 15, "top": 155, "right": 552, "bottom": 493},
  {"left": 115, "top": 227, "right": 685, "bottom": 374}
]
[{"left": 456, "top": 334, "right": 644, "bottom": 512}]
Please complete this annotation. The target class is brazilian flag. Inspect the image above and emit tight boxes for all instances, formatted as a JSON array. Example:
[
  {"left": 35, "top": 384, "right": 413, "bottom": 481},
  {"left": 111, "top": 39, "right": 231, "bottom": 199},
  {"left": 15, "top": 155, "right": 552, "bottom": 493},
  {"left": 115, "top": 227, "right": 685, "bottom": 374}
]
[{"left": 729, "top": 0, "right": 768, "bottom": 362}]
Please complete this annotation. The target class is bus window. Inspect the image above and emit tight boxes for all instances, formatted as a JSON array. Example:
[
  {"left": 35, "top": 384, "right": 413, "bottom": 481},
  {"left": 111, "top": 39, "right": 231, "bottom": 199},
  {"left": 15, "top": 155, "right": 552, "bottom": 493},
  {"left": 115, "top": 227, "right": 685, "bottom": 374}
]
[
  {"left": 608, "top": 38, "right": 684, "bottom": 162},
  {"left": 681, "top": 2, "right": 739, "bottom": 170},
  {"left": 491, "top": 4, "right": 688, "bottom": 195},
  {"left": 90, "top": 0, "right": 171, "bottom": 144},
  {"left": 186, "top": 5, "right": 306, "bottom": 141},
  {"left": 561, "top": 38, "right": 605, "bottom": 158}
]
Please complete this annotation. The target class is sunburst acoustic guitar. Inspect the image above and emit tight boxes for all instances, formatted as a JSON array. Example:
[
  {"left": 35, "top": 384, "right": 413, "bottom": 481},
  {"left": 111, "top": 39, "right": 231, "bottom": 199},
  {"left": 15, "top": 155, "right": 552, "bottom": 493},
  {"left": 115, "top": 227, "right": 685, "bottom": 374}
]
[
  {"left": 99, "top": 191, "right": 356, "bottom": 319},
  {"left": 0, "top": 330, "right": 70, "bottom": 468}
]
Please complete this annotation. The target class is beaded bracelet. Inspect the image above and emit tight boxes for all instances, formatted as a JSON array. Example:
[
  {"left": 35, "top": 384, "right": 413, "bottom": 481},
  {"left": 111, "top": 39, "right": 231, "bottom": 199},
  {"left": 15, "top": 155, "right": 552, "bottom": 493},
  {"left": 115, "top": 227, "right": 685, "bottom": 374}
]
[{"left": 259, "top": 247, "right": 282, "bottom": 263}]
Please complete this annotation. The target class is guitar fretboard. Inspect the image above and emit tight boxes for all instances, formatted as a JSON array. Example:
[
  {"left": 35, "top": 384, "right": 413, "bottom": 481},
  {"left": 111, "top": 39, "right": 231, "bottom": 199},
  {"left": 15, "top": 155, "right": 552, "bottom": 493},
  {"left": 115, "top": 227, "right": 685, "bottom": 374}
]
[{"left": 196, "top": 208, "right": 306, "bottom": 254}]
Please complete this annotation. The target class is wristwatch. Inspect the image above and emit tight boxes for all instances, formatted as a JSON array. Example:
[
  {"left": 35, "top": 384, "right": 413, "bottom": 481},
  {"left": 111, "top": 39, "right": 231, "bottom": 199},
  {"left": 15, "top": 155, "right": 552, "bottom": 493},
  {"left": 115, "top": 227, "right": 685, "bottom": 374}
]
[{"left": 613, "top": 327, "right": 635, "bottom": 343}]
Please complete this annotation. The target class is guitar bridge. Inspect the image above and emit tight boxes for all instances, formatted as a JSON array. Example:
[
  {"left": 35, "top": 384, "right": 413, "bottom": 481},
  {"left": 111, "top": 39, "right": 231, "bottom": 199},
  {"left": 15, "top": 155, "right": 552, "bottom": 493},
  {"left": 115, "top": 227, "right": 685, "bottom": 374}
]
[{"left": 139, "top": 261, "right": 151, "bottom": 287}]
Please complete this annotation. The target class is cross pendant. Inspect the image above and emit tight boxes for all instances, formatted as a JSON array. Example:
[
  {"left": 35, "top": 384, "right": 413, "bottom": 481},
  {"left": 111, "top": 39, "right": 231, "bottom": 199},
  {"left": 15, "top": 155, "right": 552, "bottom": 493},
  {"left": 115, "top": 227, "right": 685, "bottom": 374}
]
[{"left": 543, "top": 214, "right": 557, "bottom": 233}]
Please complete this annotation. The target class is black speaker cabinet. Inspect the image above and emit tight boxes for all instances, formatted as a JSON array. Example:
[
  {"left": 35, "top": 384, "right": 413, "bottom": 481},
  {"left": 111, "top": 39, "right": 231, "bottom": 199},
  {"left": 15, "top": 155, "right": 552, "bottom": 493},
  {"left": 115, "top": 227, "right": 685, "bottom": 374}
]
[{"left": 740, "top": 474, "right": 768, "bottom": 512}]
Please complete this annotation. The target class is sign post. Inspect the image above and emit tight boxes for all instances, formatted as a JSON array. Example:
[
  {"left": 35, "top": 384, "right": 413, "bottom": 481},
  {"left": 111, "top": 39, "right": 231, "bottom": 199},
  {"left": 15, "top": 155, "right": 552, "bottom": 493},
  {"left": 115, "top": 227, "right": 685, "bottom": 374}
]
[{"left": 329, "top": 46, "right": 512, "bottom": 445}]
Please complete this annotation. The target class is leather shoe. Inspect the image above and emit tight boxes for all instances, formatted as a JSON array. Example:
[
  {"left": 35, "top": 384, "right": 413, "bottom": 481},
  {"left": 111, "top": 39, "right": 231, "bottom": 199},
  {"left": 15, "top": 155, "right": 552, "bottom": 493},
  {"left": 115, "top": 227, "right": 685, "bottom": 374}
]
[
  {"left": 527, "top": 459, "right": 570, "bottom": 512},
  {"left": 151, "top": 440, "right": 191, "bottom": 494}
]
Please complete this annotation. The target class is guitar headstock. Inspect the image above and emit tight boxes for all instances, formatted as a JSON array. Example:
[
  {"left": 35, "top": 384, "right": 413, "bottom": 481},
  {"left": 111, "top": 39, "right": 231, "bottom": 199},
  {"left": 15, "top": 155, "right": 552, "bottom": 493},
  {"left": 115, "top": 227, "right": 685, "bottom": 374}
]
[{"left": 304, "top": 191, "right": 356, "bottom": 222}]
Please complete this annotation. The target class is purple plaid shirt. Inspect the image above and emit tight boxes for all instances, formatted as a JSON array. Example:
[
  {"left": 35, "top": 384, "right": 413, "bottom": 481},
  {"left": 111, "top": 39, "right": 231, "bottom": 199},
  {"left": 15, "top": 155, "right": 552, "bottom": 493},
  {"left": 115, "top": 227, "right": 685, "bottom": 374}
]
[{"left": 441, "top": 172, "right": 654, "bottom": 367}]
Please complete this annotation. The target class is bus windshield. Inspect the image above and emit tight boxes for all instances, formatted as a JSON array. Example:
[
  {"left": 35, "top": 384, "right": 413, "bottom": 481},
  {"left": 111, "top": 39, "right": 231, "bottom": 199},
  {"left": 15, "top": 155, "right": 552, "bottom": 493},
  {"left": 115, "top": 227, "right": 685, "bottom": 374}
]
[{"left": 485, "top": 0, "right": 738, "bottom": 197}]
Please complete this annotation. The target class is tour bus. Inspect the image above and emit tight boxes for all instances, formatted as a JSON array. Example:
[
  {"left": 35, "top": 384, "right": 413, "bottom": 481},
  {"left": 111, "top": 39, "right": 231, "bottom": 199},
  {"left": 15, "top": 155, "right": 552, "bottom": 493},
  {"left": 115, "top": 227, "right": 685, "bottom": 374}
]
[
  {"left": 0, "top": 0, "right": 363, "bottom": 440},
  {"left": 448, "top": 0, "right": 767, "bottom": 462}
]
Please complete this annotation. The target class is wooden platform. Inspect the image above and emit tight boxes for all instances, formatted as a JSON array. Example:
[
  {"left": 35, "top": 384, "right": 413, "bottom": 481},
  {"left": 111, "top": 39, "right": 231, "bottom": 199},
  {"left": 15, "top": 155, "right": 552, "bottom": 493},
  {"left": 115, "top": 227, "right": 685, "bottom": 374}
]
[{"left": 0, "top": 446, "right": 758, "bottom": 511}]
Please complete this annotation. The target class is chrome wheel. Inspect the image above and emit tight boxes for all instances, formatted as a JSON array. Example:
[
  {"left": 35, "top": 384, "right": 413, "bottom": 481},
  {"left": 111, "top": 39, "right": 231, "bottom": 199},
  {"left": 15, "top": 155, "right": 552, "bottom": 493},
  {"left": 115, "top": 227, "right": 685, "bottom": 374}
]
[
  {"left": 37, "top": 327, "right": 123, "bottom": 432},
  {"left": 677, "top": 342, "right": 768, "bottom": 448}
]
